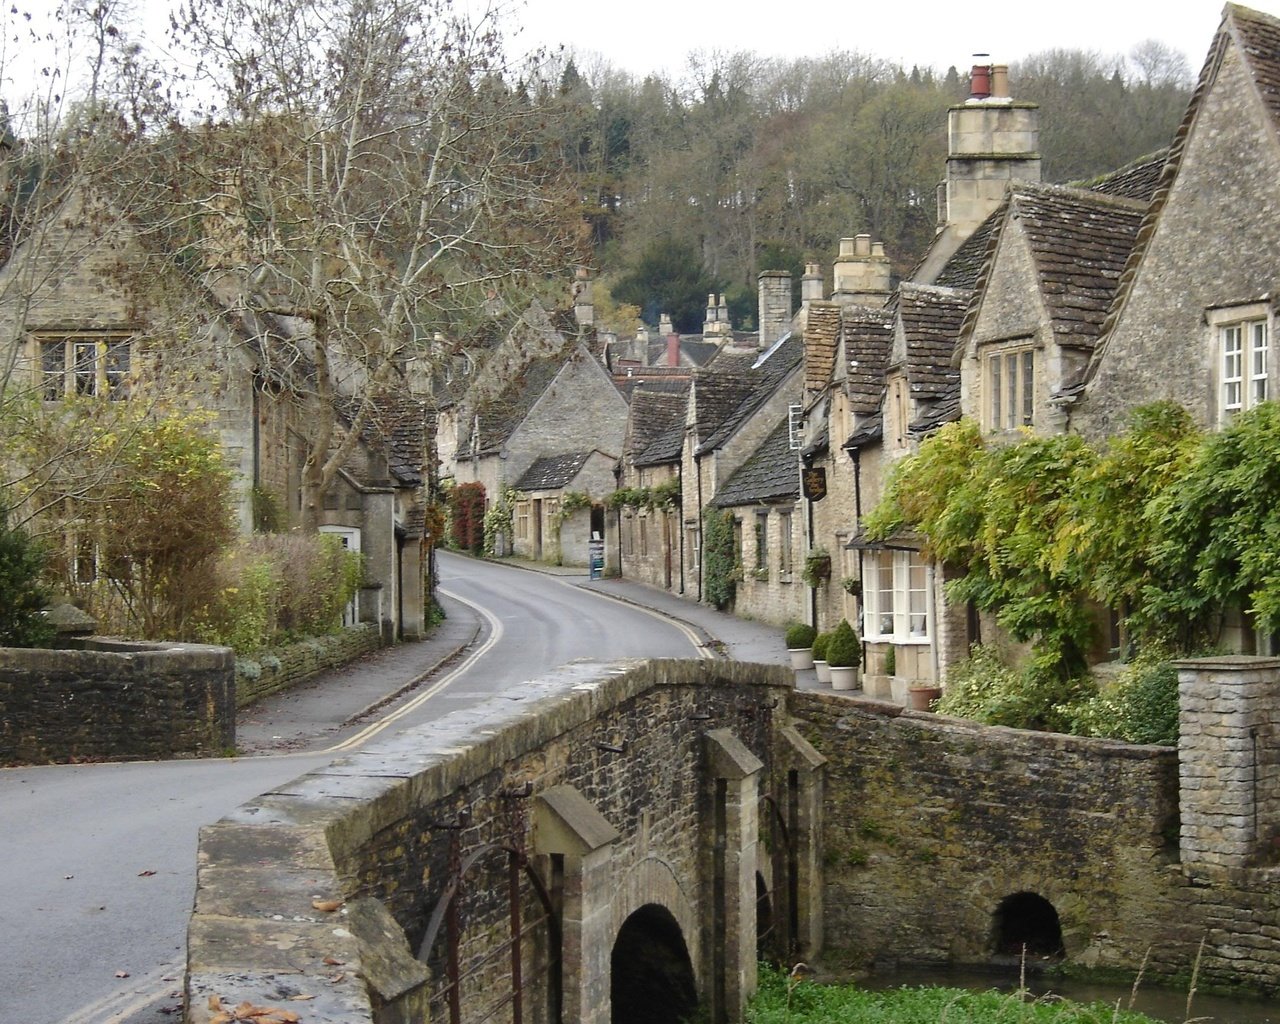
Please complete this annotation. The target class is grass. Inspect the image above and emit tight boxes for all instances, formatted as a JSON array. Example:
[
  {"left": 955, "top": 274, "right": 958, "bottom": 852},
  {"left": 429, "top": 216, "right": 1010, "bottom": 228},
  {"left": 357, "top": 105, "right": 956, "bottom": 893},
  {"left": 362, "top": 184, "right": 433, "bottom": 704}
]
[{"left": 748, "top": 964, "right": 1166, "bottom": 1024}]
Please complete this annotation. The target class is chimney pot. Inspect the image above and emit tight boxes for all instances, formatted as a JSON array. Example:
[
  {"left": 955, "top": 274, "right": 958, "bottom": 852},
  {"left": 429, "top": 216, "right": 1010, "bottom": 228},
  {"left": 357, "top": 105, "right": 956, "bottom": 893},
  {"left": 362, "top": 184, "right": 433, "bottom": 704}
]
[
  {"left": 970, "top": 63, "right": 991, "bottom": 99},
  {"left": 855, "top": 233, "right": 872, "bottom": 256},
  {"left": 871, "top": 242, "right": 886, "bottom": 258},
  {"left": 839, "top": 237, "right": 856, "bottom": 257},
  {"left": 990, "top": 64, "right": 1009, "bottom": 98}
]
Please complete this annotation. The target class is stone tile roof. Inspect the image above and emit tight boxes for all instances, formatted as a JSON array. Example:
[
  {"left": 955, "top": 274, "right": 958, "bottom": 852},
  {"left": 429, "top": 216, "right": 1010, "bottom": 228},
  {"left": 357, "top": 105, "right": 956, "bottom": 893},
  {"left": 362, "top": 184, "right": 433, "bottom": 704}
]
[
  {"left": 629, "top": 388, "right": 688, "bottom": 465},
  {"left": 899, "top": 284, "right": 968, "bottom": 398},
  {"left": 711, "top": 418, "right": 799, "bottom": 507},
  {"left": 338, "top": 390, "right": 429, "bottom": 486},
  {"left": 934, "top": 214, "right": 1000, "bottom": 290},
  {"left": 514, "top": 451, "right": 593, "bottom": 490},
  {"left": 804, "top": 303, "right": 842, "bottom": 391},
  {"left": 458, "top": 347, "right": 571, "bottom": 456},
  {"left": 696, "top": 334, "right": 803, "bottom": 455},
  {"left": 1009, "top": 184, "right": 1147, "bottom": 352},
  {"left": 1083, "top": 151, "right": 1169, "bottom": 202},
  {"left": 909, "top": 381, "right": 961, "bottom": 438},
  {"left": 843, "top": 413, "right": 882, "bottom": 451},
  {"left": 1232, "top": 3, "right": 1280, "bottom": 133},
  {"left": 844, "top": 307, "right": 896, "bottom": 415}
]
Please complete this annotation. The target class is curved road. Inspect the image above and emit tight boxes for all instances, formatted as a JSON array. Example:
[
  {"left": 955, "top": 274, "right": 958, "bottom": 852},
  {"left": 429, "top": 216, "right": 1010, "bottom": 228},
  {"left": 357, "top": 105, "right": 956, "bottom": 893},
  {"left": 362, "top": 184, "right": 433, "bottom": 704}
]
[{"left": 0, "top": 555, "right": 703, "bottom": 1024}]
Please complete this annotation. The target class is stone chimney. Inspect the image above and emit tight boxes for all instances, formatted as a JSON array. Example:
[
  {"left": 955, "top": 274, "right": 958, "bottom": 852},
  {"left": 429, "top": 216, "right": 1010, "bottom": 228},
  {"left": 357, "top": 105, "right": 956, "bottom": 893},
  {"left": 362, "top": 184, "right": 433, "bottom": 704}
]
[
  {"left": 939, "top": 60, "right": 1040, "bottom": 234},
  {"left": 757, "top": 270, "right": 792, "bottom": 349},
  {"left": 801, "top": 263, "right": 824, "bottom": 308},
  {"left": 704, "top": 293, "right": 731, "bottom": 337},
  {"left": 572, "top": 267, "right": 594, "bottom": 326},
  {"left": 659, "top": 313, "right": 674, "bottom": 336},
  {"left": 832, "top": 235, "right": 891, "bottom": 306}
]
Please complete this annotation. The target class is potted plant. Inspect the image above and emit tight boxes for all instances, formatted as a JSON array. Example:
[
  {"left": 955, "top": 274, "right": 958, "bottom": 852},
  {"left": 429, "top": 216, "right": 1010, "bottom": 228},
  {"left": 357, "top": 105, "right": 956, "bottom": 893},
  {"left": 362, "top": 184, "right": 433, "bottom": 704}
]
[
  {"left": 826, "top": 621, "right": 861, "bottom": 690},
  {"left": 908, "top": 681, "right": 943, "bottom": 711},
  {"left": 785, "top": 622, "right": 817, "bottom": 671},
  {"left": 811, "top": 630, "right": 833, "bottom": 684},
  {"left": 801, "top": 548, "right": 832, "bottom": 588},
  {"left": 825, "top": 619, "right": 861, "bottom": 690}
]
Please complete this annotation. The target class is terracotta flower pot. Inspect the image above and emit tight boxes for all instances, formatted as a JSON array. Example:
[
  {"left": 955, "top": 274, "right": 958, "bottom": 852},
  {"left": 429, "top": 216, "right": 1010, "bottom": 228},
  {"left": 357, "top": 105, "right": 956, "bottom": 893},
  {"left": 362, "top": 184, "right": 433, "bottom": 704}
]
[{"left": 908, "top": 685, "right": 942, "bottom": 711}]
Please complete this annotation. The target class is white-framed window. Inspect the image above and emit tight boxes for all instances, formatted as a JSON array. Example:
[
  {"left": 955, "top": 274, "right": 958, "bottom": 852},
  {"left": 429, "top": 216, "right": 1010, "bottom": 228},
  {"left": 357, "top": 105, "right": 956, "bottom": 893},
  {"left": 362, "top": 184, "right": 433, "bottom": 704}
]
[
  {"left": 1219, "top": 318, "right": 1268, "bottom": 421},
  {"left": 38, "top": 333, "right": 132, "bottom": 401},
  {"left": 983, "top": 342, "right": 1034, "bottom": 432},
  {"left": 862, "top": 549, "right": 932, "bottom": 644}
]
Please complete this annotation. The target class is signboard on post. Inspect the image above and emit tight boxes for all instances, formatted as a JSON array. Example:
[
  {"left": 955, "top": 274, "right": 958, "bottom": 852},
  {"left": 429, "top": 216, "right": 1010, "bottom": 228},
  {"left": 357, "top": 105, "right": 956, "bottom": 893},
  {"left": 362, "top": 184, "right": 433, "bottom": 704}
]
[{"left": 588, "top": 539, "right": 605, "bottom": 579}]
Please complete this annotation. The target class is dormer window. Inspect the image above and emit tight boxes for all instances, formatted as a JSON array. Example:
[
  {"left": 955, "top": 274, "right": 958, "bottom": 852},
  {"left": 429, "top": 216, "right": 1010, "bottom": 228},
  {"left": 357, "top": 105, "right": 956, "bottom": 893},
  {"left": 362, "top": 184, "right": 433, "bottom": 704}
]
[{"left": 983, "top": 340, "right": 1034, "bottom": 432}]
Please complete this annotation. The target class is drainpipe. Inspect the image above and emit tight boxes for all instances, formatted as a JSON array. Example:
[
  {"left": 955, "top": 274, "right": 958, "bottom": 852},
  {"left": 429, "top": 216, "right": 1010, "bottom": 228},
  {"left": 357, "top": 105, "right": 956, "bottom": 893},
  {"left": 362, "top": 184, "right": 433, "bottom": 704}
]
[
  {"left": 677, "top": 459, "right": 685, "bottom": 594},
  {"left": 695, "top": 451, "right": 704, "bottom": 604}
]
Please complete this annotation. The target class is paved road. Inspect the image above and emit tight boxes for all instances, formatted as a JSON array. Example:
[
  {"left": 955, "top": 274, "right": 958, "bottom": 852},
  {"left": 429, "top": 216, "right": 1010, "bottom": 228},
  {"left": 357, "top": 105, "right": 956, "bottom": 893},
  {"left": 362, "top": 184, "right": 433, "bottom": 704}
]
[{"left": 2, "top": 552, "right": 779, "bottom": 1024}]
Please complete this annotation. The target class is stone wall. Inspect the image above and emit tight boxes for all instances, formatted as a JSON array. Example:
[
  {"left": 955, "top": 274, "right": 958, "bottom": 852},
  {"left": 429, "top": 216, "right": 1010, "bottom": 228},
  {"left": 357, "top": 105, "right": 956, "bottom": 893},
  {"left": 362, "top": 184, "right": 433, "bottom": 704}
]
[
  {"left": 187, "top": 659, "right": 810, "bottom": 1024},
  {"left": 234, "top": 624, "right": 384, "bottom": 707},
  {"left": 0, "top": 639, "right": 234, "bottom": 764}
]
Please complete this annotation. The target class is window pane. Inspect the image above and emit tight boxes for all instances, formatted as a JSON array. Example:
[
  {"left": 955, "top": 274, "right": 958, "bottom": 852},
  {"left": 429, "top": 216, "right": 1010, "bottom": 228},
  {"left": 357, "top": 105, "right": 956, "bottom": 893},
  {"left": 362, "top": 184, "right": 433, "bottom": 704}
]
[
  {"left": 1021, "top": 350, "right": 1034, "bottom": 426},
  {"left": 908, "top": 559, "right": 928, "bottom": 638},
  {"left": 779, "top": 512, "right": 792, "bottom": 572},
  {"left": 105, "top": 339, "right": 130, "bottom": 400},
  {"left": 42, "top": 340, "right": 64, "bottom": 400},
  {"left": 72, "top": 341, "right": 98, "bottom": 396},
  {"left": 877, "top": 557, "right": 895, "bottom": 635},
  {"left": 1005, "top": 354, "right": 1018, "bottom": 429},
  {"left": 1251, "top": 321, "right": 1268, "bottom": 405},
  {"left": 990, "top": 356, "right": 1001, "bottom": 428},
  {"left": 1223, "top": 325, "right": 1243, "bottom": 412}
]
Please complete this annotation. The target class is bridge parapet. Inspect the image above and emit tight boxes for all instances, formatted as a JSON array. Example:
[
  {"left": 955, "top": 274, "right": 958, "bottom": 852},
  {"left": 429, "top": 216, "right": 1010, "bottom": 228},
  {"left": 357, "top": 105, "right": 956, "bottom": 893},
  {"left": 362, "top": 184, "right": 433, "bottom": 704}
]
[{"left": 186, "top": 658, "right": 821, "bottom": 1024}]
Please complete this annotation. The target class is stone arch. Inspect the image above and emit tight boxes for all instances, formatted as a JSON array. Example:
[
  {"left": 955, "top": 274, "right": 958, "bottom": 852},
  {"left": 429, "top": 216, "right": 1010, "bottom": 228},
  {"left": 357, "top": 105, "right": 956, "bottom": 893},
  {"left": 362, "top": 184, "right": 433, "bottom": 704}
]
[
  {"left": 617, "top": 855, "right": 699, "bottom": 967},
  {"left": 991, "top": 891, "right": 1066, "bottom": 959},
  {"left": 610, "top": 903, "right": 698, "bottom": 1024}
]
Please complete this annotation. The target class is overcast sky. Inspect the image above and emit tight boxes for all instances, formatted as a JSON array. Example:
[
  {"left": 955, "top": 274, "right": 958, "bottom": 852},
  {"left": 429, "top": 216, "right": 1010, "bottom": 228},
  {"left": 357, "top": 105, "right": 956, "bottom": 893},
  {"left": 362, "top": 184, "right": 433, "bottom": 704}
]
[{"left": 487, "top": 0, "right": 1239, "bottom": 81}]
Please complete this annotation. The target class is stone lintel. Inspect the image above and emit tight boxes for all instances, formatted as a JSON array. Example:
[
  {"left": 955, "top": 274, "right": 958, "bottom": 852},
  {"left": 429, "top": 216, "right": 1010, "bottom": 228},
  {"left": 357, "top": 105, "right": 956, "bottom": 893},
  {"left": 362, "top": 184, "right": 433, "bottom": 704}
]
[
  {"left": 704, "top": 728, "right": 763, "bottom": 780},
  {"left": 534, "top": 784, "right": 620, "bottom": 855}
]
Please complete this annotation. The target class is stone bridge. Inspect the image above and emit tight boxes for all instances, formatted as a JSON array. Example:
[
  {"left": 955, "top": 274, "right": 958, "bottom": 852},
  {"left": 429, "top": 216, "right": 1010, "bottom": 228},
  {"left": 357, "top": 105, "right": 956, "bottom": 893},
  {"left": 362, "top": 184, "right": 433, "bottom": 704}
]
[
  {"left": 188, "top": 655, "right": 1280, "bottom": 1023},
  {"left": 187, "top": 659, "right": 825, "bottom": 1024}
]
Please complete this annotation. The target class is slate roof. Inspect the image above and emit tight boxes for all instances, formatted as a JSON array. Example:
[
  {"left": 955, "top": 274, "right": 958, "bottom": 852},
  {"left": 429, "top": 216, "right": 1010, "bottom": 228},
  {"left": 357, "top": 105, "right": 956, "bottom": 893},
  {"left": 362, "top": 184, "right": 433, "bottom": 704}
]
[
  {"left": 843, "top": 413, "right": 883, "bottom": 451},
  {"left": 696, "top": 334, "right": 803, "bottom": 455},
  {"left": 515, "top": 451, "right": 593, "bottom": 490},
  {"left": 711, "top": 418, "right": 799, "bottom": 508},
  {"left": 1008, "top": 184, "right": 1147, "bottom": 352},
  {"left": 933, "top": 214, "right": 1000, "bottom": 291},
  {"left": 844, "top": 307, "right": 896, "bottom": 414},
  {"left": 335, "top": 389, "right": 429, "bottom": 486},
  {"left": 804, "top": 303, "right": 842, "bottom": 391},
  {"left": 628, "top": 388, "right": 688, "bottom": 463},
  {"left": 1084, "top": 151, "right": 1168, "bottom": 202},
  {"left": 899, "top": 284, "right": 968, "bottom": 398}
]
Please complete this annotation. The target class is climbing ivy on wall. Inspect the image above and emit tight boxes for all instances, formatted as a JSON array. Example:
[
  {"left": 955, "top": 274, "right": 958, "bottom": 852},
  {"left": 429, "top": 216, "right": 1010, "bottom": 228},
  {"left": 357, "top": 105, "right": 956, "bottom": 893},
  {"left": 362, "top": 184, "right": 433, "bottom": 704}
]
[{"left": 702, "top": 507, "right": 739, "bottom": 610}]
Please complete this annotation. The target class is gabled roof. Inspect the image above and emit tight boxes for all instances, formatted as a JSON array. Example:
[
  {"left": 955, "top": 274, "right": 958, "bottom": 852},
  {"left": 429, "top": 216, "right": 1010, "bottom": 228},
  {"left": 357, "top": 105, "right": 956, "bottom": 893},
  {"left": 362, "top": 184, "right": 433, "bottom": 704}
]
[
  {"left": 695, "top": 334, "right": 803, "bottom": 455},
  {"left": 336, "top": 389, "right": 429, "bottom": 486},
  {"left": 711, "top": 418, "right": 799, "bottom": 508},
  {"left": 628, "top": 387, "right": 688, "bottom": 465},
  {"left": 1008, "top": 184, "right": 1146, "bottom": 352},
  {"left": 844, "top": 307, "right": 896, "bottom": 415},
  {"left": 1082, "top": 151, "right": 1169, "bottom": 202},
  {"left": 933, "top": 214, "right": 1000, "bottom": 291},
  {"left": 1086, "top": 4, "right": 1272, "bottom": 381},
  {"left": 898, "top": 284, "right": 968, "bottom": 397},
  {"left": 514, "top": 451, "right": 594, "bottom": 490}
]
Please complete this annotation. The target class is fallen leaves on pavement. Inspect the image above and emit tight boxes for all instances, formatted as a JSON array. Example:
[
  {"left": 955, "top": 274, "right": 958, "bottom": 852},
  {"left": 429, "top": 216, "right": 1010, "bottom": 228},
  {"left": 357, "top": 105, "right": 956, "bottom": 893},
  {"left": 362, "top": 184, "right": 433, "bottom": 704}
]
[{"left": 207, "top": 995, "right": 302, "bottom": 1023}]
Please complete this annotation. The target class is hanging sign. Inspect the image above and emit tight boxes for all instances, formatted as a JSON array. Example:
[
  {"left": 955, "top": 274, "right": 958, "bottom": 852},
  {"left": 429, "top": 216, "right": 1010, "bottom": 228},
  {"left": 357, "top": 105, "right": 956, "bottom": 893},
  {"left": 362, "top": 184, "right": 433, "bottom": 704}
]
[{"left": 802, "top": 466, "right": 827, "bottom": 502}]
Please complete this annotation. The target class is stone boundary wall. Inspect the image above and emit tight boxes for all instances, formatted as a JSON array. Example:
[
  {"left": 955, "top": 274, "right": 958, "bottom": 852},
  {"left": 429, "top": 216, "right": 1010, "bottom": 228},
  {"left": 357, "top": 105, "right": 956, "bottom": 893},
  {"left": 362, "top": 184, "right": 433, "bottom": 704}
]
[
  {"left": 233, "top": 623, "right": 384, "bottom": 708},
  {"left": 186, "top": 659, "right": 794, "bottom": 1024},
  {"left": 794, "top": 684, "right": 1280, "bottom": 995},
  {"left": 0, "top": 639, "right": 234, "bottom": 764}
]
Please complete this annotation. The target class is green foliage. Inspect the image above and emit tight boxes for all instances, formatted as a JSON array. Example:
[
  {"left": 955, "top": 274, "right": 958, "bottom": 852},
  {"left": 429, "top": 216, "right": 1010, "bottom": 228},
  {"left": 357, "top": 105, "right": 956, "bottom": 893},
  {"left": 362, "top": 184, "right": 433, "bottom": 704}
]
[
  {"left": 883, "top": 645, "right": 896, "bottom": 676},
  {"left": 1065, "top": 655, "right": 1180, "bottom": 746},
  {"left": 702, "top": 507, "right": 738, "bottom": 610},
  {"left": 785, "top": 621, "right": 816, "bottom": 649},
  {"left": 811, "top": 630, "right": 832, "bottom": 662},
  {"left": 609, "top": 479, "right": 680, "bottom": 511},
  {"left": 825, "top": 619, "right": 861, "bottom": 668},
  {"left": 612, "top": 238, "right": 722, "bottom": 333},
  {"left": 801, "top": 548, "right": 831, "bottom": 588},
  {"left": 748, "top": 962, "right": 1162, "bottom": 1024},
  {"left": 483, "top": 488, "right": 520, "bottom": 556},
  {"left": 449, "top": 482, "right": 487, "bottom": 554},
  {"left": 1145, "top": 402, "right": 1280, "bottom": 647},
  {"left": 0, "top": 504, "right": 55, "bottom": 648},
  {"left": 938, "top": 645, "right": 1094, "bottom": 733},
  {"left": 250, "top": 485, "right": 285, "bottom": 534}
]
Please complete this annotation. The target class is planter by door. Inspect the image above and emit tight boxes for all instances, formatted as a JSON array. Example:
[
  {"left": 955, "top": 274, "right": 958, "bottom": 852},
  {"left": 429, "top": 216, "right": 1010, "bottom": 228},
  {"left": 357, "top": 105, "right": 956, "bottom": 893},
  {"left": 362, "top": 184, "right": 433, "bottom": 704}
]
[
  {"left": 829, "top": 665, "right": 858, "bottom": 690},
  {"left": 813, "top": 660, "right": 831, "bottom": 684},
  {"left": 789, "top": 648, "right": 815, "bottom": 671},
  {"left": 908, "top": 685, "right": 942, "bottom": 711}
]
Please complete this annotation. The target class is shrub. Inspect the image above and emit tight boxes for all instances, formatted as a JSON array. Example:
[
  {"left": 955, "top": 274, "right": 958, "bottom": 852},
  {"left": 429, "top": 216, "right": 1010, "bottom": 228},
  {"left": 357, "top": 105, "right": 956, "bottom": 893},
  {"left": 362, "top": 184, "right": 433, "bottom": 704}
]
[
  {"left": 825, "top": 619, "right": 861, "bottom": 668},
  {"left": 1063, "top": 655, "right": 1179, "bottom": 746},
  {"left": 0, "top": 506, "right": 55, "bottom": 648},
  {"left": 937, "top": 644, "right": 1093, "bottom": 732},
  {"left": 811, "top": 630, "right": 832, "bottom": 662},
  {"left": 883, "top": 644, "right": 896, "bottom": 675},
  {"left": 785, "top": 621, "right": 816, "bottom": 649},
  {"left": 702, "top": 508, "right": 738, "bottom": 610}
]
